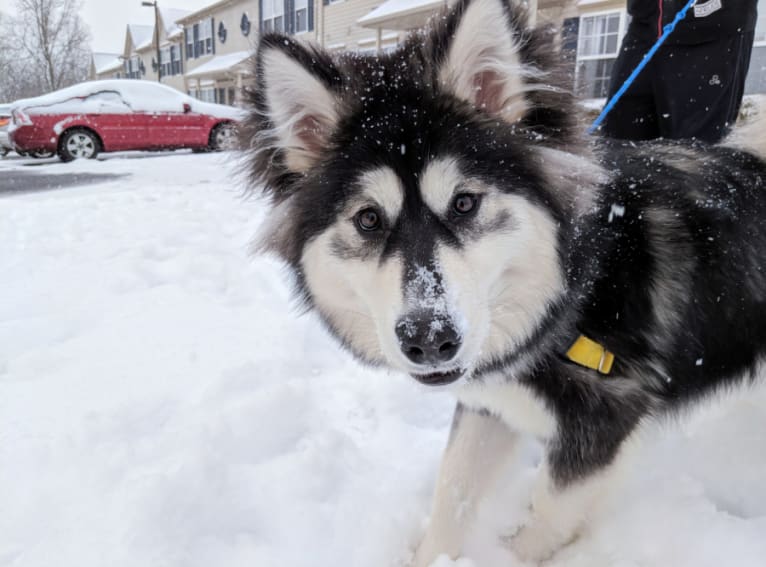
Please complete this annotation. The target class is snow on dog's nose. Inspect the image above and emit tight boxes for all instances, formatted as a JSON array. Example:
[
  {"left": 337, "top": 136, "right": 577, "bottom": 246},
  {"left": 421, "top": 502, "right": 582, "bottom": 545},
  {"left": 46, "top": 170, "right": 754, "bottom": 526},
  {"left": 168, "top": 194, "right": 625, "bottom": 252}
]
[
  {"left": 396, "top": 263, "right": 467, "bottom": 386},
  {"left": 396, "top": 310, "right": 462, "bottom": 365}
]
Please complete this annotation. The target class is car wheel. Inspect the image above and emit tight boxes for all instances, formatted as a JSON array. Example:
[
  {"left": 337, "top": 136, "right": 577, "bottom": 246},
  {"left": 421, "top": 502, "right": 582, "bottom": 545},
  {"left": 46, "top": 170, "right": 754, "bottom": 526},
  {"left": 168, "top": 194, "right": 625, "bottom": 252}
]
[
  {"left": 210, "top": 123, "right": 235, "bottom": 151},
  {"left": 59, "top": 129, "right": 100, "bottom": 161},
  {"left": 30, "top": 149, "right": 55, "bottom": 159},
  {"left": 0, "top": 148, "right": 9, "bottom": 158}
]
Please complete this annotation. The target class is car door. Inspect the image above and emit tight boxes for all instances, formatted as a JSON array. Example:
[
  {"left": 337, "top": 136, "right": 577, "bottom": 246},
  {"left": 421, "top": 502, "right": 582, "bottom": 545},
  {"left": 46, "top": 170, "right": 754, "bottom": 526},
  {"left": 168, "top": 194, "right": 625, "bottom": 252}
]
[
  {"left": 91, "top": 89, "right": 149, "bottom": 151},
  {"left": 149, "top": 98, "right": 208, "bottom": 149},
  {"left": 118, "top": 82, "right": 200, "bottom": 150}
]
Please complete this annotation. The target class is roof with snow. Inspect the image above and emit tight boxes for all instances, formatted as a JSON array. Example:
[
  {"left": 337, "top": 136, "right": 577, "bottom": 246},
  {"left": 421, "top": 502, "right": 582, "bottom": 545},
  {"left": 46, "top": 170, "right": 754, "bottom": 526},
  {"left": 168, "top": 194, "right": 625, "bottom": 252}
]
[
  {"left": 175, "top": 0, "right": 240, "bottom": 24},
  {"left": 185, "top": 50, "right": 251, "bottom": 78},
  {"left": 159, "top": 6, "right": 191, "bottom": 39},
  {"left": 92, "top": 53, "right": 122, "bottom": 74},
  {"left": 358, "top": 0, "right": 445, "bottom": 29},
  {"left": 128, "top": 24, "right": 155, "bottom": 51}
]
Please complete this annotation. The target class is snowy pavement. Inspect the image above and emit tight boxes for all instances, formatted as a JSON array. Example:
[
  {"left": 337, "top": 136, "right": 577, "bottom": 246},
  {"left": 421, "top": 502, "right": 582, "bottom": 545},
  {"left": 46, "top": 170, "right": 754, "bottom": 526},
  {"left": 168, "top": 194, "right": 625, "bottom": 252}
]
[{"left": 1, "top": 152, "right": 765, "bottom": 567}]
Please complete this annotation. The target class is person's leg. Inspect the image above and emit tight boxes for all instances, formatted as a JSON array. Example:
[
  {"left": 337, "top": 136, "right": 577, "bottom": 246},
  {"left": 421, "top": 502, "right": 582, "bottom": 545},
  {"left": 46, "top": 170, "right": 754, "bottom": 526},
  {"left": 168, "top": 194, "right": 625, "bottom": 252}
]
[
  {"left": 655, "top": 32, "right": 755, "bottom": 143},
  {"left": 601, "top": 32, "right": 661, "bottom": 141}
]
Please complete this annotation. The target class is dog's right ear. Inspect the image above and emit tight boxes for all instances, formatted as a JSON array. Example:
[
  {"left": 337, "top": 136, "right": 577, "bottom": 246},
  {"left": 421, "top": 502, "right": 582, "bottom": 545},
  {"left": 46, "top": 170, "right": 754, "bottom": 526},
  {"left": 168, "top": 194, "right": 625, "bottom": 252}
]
[{"left": 250, "top": 35, "right": 341, "bottom": 179}]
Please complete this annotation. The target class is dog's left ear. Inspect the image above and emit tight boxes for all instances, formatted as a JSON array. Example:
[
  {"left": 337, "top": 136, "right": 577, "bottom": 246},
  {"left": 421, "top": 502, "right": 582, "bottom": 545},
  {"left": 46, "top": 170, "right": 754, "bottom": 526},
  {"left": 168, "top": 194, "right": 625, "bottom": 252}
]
[{"left": 437, "top": 0, "right": 531, "bottom": 123}]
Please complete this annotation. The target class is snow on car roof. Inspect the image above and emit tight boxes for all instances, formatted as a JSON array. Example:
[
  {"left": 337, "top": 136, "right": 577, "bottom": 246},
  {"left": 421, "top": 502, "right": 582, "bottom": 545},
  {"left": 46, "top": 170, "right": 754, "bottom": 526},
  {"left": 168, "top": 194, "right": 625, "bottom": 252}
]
[{"left": 12, "top": 80, "right": 244, "bottom": 120}]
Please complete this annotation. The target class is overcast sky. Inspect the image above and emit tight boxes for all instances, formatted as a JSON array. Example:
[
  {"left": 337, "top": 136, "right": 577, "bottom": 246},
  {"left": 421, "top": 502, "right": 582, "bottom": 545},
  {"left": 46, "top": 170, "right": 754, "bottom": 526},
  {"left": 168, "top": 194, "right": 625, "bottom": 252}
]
[{"left": 0, "top": 0, "right": 214, "bottom": 52}]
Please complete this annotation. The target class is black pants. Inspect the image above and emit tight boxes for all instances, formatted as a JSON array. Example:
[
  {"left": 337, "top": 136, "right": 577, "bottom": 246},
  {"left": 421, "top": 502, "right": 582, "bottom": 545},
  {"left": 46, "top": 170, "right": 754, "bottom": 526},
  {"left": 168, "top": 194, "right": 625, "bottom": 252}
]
[{"left": 601, "top": 30, "right": 755, "bottom": 143}]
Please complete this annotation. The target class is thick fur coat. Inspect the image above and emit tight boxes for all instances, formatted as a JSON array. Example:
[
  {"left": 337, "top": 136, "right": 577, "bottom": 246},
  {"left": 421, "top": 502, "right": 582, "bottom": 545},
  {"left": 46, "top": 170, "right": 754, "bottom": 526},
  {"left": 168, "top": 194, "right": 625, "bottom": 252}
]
[{"left": 240, "top": 0, "right": 766, "bottom": 563}]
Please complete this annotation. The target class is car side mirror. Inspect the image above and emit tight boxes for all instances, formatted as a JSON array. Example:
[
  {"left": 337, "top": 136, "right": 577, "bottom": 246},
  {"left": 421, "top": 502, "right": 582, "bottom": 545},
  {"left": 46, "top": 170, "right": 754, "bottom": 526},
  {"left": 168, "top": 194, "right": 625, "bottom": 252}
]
[{"left": 183, "top": 103, "right": 192, "bottom": 114}]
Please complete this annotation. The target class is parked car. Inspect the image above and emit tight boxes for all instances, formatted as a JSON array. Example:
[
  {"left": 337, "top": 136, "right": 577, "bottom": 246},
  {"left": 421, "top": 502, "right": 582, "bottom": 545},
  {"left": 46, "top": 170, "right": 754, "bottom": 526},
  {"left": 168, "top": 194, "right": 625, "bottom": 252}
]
[
  {"left": 8, "top": 80, "right": 242, "bottom": 161},
  {"left": 0, "top": 104, "right": 13, "bottom": 157}
]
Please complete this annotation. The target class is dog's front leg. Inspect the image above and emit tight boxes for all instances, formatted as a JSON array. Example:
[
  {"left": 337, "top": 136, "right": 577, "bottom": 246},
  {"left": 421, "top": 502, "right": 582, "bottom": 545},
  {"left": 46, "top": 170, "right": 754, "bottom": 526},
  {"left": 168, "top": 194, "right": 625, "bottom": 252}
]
[
  {"left": 509, "top": 396, "right": 642, "bottom": 562},
  {"left": 412, "top": 404, "right": 519, "bottom": 567}
]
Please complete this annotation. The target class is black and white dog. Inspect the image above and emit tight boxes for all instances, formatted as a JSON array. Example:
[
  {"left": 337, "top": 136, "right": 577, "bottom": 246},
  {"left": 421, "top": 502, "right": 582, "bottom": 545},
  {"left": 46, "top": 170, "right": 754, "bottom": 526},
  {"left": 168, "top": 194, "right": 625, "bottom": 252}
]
[{"left": 241, "top": 0, "right": 766, "bottom": 563}]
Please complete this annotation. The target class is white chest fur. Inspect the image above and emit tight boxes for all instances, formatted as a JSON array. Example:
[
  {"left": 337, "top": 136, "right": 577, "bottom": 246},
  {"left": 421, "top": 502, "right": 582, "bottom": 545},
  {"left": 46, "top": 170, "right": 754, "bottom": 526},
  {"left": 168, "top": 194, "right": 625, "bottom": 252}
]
[{"left": 455, "top": 374, "right": 557, "bottom": 439}]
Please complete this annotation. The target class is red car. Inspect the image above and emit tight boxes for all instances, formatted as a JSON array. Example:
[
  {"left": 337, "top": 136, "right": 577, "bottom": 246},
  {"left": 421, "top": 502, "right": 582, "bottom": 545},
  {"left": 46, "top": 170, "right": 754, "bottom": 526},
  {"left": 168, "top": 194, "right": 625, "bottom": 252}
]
[{"left": 9, "top": 80, "right": 242, "bottom": 161}]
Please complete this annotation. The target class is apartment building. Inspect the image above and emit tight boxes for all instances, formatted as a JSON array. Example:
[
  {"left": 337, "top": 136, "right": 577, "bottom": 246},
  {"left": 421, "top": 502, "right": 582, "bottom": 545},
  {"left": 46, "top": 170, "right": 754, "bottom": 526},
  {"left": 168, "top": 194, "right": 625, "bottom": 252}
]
[
  {"left": 176, "top": 0, "right": 257, "bottom": 105},
  {"left": 116, "top": 24, "right": 156, "bottom": 82},
  {"left": 155, "top": 7, "right": 190, "bottom": 92},
  {"left": 91, "top": 0, "right": 766, "bottom": 105}
]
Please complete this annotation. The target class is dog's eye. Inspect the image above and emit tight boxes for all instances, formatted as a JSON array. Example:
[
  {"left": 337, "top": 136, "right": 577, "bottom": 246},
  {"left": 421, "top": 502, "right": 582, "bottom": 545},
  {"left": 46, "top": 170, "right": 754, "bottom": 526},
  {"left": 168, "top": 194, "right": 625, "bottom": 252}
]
[
  {"left": 452, "top": 193, "right": 479, "bottom": 216},
  {"left": 356, "top": 208, "right": 382, "bottom": 232}
]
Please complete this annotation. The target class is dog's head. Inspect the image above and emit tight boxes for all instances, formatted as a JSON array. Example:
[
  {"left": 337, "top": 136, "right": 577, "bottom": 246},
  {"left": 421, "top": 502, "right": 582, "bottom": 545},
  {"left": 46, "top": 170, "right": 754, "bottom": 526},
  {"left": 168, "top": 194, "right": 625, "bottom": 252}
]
[{"left": 242, "top": 0, "right": 605, "bottom": 386}]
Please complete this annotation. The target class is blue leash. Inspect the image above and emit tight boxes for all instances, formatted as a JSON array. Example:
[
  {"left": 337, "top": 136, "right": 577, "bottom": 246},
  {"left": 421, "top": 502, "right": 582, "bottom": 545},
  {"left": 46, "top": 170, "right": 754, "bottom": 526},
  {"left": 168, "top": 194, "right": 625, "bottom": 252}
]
[{"left": 588, "top": 0, "right": 698, "bottom": 134}]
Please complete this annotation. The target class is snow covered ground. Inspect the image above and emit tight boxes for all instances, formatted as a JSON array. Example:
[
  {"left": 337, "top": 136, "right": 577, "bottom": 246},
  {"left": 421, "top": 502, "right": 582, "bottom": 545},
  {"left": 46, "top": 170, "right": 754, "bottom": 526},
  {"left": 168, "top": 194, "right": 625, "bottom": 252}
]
[{"left": 1, "top": 152, "right": 765, "bottom": 567}]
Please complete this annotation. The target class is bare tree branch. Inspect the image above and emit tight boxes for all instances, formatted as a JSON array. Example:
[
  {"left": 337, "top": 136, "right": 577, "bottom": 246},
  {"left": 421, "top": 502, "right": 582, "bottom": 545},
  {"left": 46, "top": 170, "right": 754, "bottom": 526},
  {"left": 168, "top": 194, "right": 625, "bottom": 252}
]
[{"left": 1, "top": 0, "right": 91, "bottom": 100}]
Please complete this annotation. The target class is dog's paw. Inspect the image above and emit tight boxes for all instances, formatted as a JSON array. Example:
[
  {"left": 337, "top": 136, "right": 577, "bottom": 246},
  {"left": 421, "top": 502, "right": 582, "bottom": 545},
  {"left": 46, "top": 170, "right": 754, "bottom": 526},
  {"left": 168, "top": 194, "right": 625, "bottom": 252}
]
[
  {"left": 504, "top": 517, "right": 575, "bottom": 563},
  {"left": 411, "top": 537, "right": 461, "bottom": 567}
]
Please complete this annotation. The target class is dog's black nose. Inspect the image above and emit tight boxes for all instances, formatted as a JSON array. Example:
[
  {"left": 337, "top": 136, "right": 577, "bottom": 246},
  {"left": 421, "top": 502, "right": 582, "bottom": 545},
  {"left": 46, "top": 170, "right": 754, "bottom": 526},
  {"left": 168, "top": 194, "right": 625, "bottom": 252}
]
[{"left": 396, "top": 314, "right": 462, "bottom": 365}]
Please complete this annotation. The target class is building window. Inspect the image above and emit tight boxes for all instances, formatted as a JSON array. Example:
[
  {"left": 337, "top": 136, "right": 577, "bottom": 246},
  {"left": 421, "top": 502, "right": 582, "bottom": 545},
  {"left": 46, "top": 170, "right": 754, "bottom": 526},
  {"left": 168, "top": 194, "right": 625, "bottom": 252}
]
[
  {"left": 746, "top": 2, "right": 766, "bottom": 93},
  {"left": 294, "top": 0, "right": 308, "bottom": 33},
  {"left": 262, "top": 0, "right": 284, "bottom": 33},
  {"left": 189, "top": 18, "right": 214, "bottom": 58},
  {"left": 125, "top": 55, "right": 142, "bottom": 79},
  {"left": 575, "top": 11, "right": 626, "bottom": 99},
  {"left": 160, "top": 47, "right": 170, "bottom": 78},
  {"left": 218, "top": 21, "right": 228, "bottom": 44},
  {"left": 185, "top": 29, "right": 193, "bottom": 59},
  {"left": 198, "top": 87, "right": 216, "bottom": 103},
  {"left": 171, "top": 45, "right": 182, "bottom": 75},
  {"left": 754, "top": 3, "right": 766, "bottom": 45},
  {"left": 159, "top": 47, "right": 182, "bottom": 77}
]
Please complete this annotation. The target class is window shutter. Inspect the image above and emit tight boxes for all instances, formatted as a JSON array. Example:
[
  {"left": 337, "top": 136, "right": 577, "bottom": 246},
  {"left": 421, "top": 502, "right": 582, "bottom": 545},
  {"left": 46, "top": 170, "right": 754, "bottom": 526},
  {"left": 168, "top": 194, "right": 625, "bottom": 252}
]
[
  {"left": 285, "top": 0, "right": 293, "bottom": 34},
  {"left": 259, "top": 0, "right": 264, "bottom": 32},
  {"left": 193, "top": 23, "right": 199, "bottom": 58},
  {"left": 184, "top": 28, "right": 190, "bottom": 60},
  {"left": 561, "top": 16, "right": 580, "bottom": 87},
  {"left": 308, "top": 0, "right": 314, "bottom": 31},
  {"left": 211, "top": 18, "right": 216, "bottom": 54}
]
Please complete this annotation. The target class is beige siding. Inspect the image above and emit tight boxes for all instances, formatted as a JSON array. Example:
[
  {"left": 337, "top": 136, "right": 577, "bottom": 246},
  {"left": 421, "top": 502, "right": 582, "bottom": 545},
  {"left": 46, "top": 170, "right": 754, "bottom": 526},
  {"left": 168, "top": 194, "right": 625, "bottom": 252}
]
[
  {"left": 176, "top": 0, "right": 258, "bottom": 102},
  {"left": 162, "top": 73, "right": 187, "bottom": 92},
  {"left": 181, "top": 0, "right": 257, "bottom": 77},
  {"left": 95, "top": 68, "right": 123, "bottom": 81},
  {"left": 137, "top": 47, "right": 159, "bottom": 82},
  {"left": 322, "top": 0, "right": 404, "bottom": 51}
]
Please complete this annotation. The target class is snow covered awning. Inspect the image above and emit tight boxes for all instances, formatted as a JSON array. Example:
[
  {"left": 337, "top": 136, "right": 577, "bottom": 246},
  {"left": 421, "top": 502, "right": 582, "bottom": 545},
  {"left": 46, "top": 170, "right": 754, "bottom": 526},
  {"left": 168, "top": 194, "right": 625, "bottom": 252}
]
[
  {"left": 185, "top": 51, "right": 252, "bottom": 79},
  {"left": 358, "top": 0, "right": 446, "bottom": 30},
  {"left": 358, "top": 0, "right": 563, "bottom": 30}
]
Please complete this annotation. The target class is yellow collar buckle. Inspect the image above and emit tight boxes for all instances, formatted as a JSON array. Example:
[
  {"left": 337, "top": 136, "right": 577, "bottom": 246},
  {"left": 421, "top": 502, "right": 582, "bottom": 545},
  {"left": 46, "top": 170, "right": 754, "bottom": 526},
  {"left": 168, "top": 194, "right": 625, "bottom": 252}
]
[{"left": 566, "top": 335, "right": 615, "bottom": 375}]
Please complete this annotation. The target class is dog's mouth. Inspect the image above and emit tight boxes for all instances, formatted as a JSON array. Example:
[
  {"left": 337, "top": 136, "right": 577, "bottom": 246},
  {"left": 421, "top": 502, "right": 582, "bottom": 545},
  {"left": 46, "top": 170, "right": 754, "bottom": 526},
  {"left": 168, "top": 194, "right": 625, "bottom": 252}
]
[{"left": 410, "top": 368, "right": 465, "bottom": 386}]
